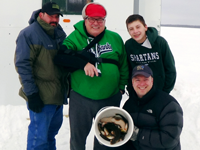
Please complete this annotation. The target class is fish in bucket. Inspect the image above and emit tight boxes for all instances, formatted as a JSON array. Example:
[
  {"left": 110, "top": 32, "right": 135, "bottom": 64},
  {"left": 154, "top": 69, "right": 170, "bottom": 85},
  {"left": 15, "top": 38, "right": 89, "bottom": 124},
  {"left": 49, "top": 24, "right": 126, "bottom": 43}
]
[{"left": 94, "top": 106, "right": 134, "bottom": 147}]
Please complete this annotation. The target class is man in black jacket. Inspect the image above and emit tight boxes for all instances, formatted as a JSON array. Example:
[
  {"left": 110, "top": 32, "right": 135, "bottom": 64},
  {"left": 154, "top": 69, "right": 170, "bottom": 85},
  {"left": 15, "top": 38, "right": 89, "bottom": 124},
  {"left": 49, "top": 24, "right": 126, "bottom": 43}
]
[{"left": 116, "top": 65, "right": 183, "bottom": 150}]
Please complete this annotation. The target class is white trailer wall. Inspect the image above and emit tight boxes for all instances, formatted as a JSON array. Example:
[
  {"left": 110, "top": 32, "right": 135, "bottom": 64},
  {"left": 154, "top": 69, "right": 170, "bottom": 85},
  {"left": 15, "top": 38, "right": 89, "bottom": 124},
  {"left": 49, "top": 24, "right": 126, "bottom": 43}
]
[
  {"left": 0, "top": 0, "right": 41, "bottom": 105},
  {"left": 0, "top": 0, "right": 161, "bottom": 105}
]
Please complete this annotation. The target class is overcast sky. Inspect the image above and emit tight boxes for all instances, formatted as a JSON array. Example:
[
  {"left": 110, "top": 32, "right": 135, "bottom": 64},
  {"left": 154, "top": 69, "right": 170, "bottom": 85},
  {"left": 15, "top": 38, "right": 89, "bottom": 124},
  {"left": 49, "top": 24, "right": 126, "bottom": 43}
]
[{"left": 161, "top": 0, "right": 200, "bottom": 26}]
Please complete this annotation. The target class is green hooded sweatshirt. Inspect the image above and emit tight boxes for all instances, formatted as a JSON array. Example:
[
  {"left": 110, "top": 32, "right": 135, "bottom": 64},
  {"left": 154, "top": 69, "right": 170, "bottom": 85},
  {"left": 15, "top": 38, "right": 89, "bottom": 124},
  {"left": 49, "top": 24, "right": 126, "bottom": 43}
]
[
  {"left": 62, "top": 20, "right": 129, "bottom": 100},
  {"left": 125, "top": 27, "right": 176, "bottom": 93}
]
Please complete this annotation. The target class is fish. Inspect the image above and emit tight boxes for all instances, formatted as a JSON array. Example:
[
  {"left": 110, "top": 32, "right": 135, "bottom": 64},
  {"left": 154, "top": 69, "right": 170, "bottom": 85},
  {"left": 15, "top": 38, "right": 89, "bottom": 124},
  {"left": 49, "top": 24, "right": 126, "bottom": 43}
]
[{"left": 98, "top": 114, "right": 128, "bottom": 145}]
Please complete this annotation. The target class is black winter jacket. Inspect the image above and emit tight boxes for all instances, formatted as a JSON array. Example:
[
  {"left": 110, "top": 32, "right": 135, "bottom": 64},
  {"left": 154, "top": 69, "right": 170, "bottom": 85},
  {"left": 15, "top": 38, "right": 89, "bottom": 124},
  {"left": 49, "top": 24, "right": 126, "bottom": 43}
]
[{"left": 122, "top": 87, "right": 183, "bottom": 150}]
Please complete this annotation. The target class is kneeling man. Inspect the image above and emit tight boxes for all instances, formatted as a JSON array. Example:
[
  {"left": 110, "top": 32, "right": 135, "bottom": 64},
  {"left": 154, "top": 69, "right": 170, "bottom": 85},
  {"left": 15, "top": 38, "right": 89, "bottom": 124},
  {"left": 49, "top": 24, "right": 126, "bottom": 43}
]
[{"left": 116, "top": 65, "right": 183, "bottom": 150}]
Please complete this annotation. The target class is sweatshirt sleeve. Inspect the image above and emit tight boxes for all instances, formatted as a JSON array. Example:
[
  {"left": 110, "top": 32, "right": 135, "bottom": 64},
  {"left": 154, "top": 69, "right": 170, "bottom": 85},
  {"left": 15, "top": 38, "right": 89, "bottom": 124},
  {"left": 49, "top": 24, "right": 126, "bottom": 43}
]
[
  {"left": 137, "top": 101, "right": 183, "bottom": 149},
  {"left": 118, "top": 38, "right": 129, "bottom": 90},
  {"left": 14, "top": 31, "right": 39, "bottom": 96},
  {"left": 54, "top": 45, "right": 88, "bottom": 71},
  {"left": 60, "top": 37, "right": 89, "bottom": 70},
  {"left": 161, "top": 38, "right": 176, "bottom": 93}
]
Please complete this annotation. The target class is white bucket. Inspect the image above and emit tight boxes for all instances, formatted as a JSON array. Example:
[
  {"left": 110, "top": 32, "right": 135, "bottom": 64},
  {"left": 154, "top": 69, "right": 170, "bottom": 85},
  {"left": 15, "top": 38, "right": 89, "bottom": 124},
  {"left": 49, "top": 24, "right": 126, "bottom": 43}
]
[{"left": 94, "top": 106, "right": 134, "bottom": 147}]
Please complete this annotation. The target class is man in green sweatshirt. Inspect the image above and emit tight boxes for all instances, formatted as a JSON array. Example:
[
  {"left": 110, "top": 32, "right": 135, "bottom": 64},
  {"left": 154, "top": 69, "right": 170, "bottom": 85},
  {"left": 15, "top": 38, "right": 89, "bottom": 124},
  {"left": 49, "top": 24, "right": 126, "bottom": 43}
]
[{"left": 54, "top": 2, "right": 129, "bottom": 150}]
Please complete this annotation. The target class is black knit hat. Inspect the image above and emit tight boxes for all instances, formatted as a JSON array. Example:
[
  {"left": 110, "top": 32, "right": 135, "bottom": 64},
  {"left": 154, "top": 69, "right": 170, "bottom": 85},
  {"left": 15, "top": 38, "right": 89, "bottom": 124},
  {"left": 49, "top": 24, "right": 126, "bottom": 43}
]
[
  {"left": 132, "top": 65, "right": 153, "bottom": 78},
  {"left": 41, "top": 2, "right": 63, "bottom": 17}
]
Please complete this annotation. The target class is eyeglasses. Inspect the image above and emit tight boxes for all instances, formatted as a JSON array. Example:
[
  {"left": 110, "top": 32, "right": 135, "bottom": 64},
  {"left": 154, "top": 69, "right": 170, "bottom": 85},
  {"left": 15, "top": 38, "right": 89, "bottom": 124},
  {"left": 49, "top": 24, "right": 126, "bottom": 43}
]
[{"left": 86, "top": 17, "right": 105, "bottom": 23}]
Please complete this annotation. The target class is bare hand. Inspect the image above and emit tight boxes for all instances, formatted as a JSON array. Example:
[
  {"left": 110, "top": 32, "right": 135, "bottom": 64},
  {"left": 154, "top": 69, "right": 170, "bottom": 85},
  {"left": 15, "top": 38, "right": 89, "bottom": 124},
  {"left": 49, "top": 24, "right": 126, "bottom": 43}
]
[
  {"left": 84, "top": 63, "right": 99, "bottom": 77},
  {"left": 120, "top": 90, "right": 123, "bottom": 94}
]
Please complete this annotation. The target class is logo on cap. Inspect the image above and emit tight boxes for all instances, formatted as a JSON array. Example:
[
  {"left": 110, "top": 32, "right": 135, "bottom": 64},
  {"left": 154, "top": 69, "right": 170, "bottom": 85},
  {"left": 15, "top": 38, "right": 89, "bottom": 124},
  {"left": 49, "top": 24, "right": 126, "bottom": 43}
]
[
  {"left": 137, "top": 65, "right": 145, "bottom": 71},
  {"left": 52, "top": 4, "right": 59, "bottom": 9}
]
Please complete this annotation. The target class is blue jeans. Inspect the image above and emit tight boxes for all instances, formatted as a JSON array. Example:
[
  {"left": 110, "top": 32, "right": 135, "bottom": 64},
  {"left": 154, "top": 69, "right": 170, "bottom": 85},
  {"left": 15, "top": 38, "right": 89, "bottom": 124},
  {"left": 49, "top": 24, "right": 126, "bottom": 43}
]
[{"left": 27, "top": 104, "right": 63, "bottom": 150}]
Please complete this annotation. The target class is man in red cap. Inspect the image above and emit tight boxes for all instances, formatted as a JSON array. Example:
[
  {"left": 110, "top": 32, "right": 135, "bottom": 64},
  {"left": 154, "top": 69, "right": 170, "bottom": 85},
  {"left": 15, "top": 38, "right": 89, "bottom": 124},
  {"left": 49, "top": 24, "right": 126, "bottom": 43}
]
[{"left": 54, "top": 2, "right": 129, "bottom": 150}]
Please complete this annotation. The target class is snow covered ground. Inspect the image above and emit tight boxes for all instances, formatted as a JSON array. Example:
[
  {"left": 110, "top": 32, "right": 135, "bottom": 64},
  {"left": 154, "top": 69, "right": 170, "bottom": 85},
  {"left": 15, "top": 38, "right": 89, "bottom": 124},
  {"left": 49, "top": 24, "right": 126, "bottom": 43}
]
[{"left": 0, "top": 26, "right": 200, "bottom": 149}]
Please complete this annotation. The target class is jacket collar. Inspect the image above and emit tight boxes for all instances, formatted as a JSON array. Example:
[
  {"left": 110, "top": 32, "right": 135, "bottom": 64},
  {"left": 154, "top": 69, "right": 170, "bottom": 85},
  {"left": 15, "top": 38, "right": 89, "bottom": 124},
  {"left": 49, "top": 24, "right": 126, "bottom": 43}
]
[
  {"left": 37, "top": 16, "right": 55, "bottom": 38},
  {"left": 133, "top": 86, "right": 156, "bottom": 105}
]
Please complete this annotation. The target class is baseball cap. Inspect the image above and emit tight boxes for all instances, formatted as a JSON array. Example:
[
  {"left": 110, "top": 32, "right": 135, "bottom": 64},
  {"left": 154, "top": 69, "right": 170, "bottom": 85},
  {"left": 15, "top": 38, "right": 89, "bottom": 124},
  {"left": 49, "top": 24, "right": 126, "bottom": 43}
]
[
  {"left": 132, "top": 65, "right": 153, "bottom": 78},
  {"left": 41, "top": 2, "right": 63, "bottom": 17},
  {"left": 82, "top": 2, "right": 107, "bottom": 19}
]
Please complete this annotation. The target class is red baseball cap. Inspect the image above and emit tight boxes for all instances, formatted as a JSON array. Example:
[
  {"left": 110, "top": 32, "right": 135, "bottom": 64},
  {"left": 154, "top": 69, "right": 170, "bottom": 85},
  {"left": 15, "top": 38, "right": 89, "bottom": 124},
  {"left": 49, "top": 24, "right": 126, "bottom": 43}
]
[{"left": 82, "top": 3, "right": 107, "bottom": 19}]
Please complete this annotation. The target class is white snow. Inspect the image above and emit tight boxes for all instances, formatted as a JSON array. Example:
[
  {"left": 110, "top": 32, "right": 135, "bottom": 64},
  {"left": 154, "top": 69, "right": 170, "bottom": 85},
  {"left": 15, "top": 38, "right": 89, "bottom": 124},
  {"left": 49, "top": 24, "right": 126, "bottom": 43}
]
[{"left": 0, "top": 26, "right": 200, "bottom": 149}]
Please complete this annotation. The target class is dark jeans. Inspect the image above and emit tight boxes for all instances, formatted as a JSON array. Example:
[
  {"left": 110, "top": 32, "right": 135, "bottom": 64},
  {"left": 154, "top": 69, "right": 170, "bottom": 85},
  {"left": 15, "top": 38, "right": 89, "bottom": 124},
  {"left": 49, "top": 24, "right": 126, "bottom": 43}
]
[
  {"left": 27, "top": 104, "right": 63, "bottom": 150},
  {"left": 69, "top": 90, "right": 122, "bottom": 150}
]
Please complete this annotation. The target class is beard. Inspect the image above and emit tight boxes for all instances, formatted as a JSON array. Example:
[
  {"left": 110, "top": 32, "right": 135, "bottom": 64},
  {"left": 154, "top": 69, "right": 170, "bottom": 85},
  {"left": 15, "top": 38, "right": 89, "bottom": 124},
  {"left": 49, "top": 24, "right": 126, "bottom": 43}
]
[{"left": 50, "top": 22, "right": 58, "bottom": 27}]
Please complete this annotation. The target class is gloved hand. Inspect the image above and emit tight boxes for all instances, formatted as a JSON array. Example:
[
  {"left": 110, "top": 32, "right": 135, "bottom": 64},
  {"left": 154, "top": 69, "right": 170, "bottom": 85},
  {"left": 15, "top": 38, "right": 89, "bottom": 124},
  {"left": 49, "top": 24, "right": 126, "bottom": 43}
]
[
  {"left": 27, "top": 93, "right": 44, "bottom": 113},
  {"left": 130, "top": 126, "right": 139, "bottom": 141}
]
